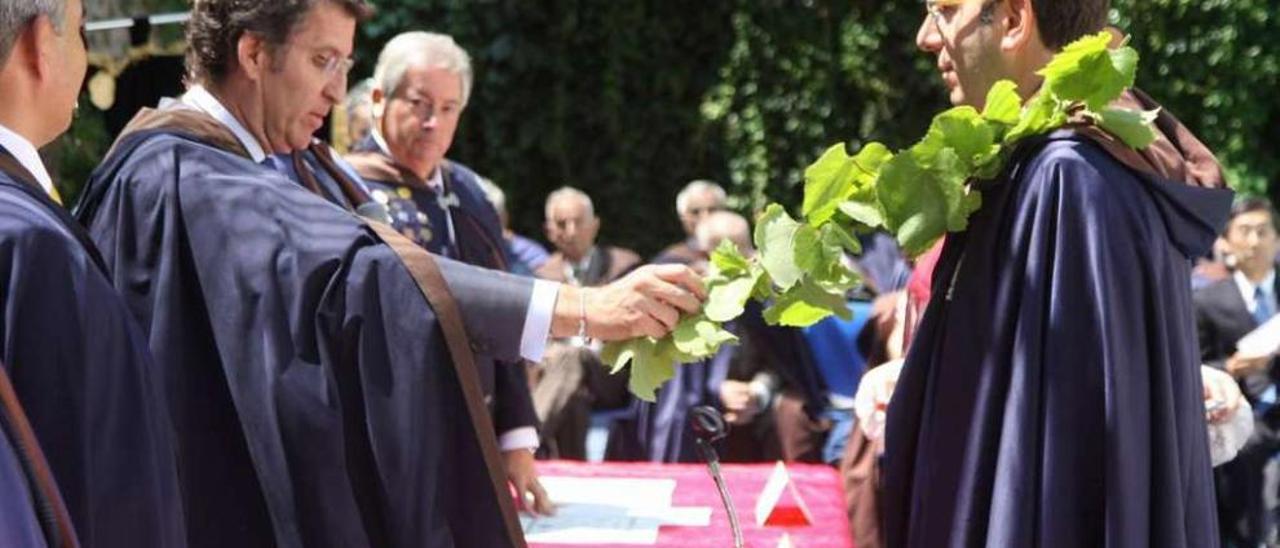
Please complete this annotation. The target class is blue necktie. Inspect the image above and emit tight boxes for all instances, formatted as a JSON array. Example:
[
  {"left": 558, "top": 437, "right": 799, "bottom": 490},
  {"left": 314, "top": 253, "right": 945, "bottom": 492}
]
[{"left": 1255, "top": 285, "right": 1274, "bottom": 325}]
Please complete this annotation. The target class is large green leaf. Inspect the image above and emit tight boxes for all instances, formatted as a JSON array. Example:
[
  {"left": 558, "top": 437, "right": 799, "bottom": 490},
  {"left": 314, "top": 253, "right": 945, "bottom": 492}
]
[
  {"left": 763, "top": 279, "right": 852, "bottom": 327},
  {"left": 704, "top": 274, "right": 759, "bottom": 322},
  {"left": 754, "top": 204, "right": 804, "bottom": 290},
  {"left": 802, "top": 144, "right": 858, "bottom": 226},
  {"left": 1097, "top": 107, "right": 1160, "bottom": 149},
  {"left": 1039, "top": 31, "right": 1136, "bottom": 111},
  {"left": 982, "top": 81, "right": 1022, "bottom": 126}
]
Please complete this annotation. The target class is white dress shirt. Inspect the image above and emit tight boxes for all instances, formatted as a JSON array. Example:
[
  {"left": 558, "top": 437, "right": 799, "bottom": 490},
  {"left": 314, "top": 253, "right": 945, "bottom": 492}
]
[
  {"left": 184, "top": 88, "right": 555, "bottom": 450},
  {"left": 0, "top": 124, "right": 56, "bottom": 197}
]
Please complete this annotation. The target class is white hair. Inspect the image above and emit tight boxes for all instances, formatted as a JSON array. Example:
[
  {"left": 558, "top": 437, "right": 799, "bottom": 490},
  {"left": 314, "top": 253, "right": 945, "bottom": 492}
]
[
  {"left": 545, "top": 186, "right": 595, "bottom": 219},
  {"left": 476, "top": 176, "right": 506, "bottom": 214},
  {"left": 344, "top": 77, "right": 374, "bottom": 117},
  {"left": 676, "top": 179, "right": 727, "bottom": 215},
  {"left": 372, "top": 31, "right": 474, "bottom": 108},
  {"left": 0, "top": 0, "right": 66, "bottom": 64},
  {"left": 696, "top": 210, "right": 751, "bottom": 253}
]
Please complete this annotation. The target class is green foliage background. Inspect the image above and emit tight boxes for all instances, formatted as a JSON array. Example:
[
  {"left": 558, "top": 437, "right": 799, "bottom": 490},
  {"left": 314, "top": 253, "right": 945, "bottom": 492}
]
[{"left": 61, "top": 0, "right": 1280, "bottom": 255}]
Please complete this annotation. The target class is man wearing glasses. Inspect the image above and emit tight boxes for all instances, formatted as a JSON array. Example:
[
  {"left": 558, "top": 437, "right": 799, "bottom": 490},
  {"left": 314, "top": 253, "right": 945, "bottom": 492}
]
[
  {"left": 881, "top": 1, "right": 1231, "bottom": 546},
  {"left": 75, "top": 1, "right": 704, "bottom": 546}
]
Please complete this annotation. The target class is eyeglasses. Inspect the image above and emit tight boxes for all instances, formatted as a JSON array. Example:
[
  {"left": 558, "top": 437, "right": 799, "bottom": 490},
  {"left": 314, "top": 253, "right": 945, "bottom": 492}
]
[
  {"left": 391, "top": 93, "right": 462, "bottom": 122},
  {"left": 925, "top": 0, "right": 998, "bottom": 24},
  {"left": 309, "top": 50, "right": 355, "bottom": 79}
]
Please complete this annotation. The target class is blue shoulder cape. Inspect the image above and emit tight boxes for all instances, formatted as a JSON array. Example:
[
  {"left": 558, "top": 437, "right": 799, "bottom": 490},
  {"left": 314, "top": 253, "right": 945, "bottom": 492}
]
[{"left": 881, "top": 131, "right": 1231, "bottom": 547}]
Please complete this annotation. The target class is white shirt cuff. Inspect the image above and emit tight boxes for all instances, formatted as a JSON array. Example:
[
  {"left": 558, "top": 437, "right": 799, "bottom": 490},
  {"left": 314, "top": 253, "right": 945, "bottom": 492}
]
[
  {"left": 519, "top": 280, "right": 560, "bottom": 362},
  {"left": 498, "top": 426, "right": 541, "bottom": 451}
]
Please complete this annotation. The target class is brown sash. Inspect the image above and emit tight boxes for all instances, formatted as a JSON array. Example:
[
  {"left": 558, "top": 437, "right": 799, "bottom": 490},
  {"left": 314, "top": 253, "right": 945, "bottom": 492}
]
[
  {"left": 366, "top": 222, "right": 527, "bottom": 548},
  {"left": 111, "top": 107, "right": 251, "bottom": 161},
  {"left": 0, "top": 360, "right": 78, "bottom": 548}
]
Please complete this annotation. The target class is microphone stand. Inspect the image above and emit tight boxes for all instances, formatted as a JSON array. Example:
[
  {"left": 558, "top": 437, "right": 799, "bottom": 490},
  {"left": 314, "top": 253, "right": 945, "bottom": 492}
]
[{"left": 691, "top": 406, "right": 744, "bottom": 548}]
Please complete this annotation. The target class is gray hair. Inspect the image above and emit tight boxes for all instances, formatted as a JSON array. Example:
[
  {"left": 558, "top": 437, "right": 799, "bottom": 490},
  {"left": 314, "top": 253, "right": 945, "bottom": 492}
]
[
  {"left": 476, "top": 176, "right": 506, "bottom": 214},
  {"left": 696, "top": 210, "right": 751, "bottom": 253},
  {"left": 345, "top": 77, "right": 375, "bottom": 118},
  {"left": 0, "top": 0, "right": 67, "bottom": 65},
  {"left": 372, "top": 31, "right": 474, "bottom": 108},
  {"left": 545, "top": 186, "right": 595, "bottom": 219},
  {"left": 676, "top": 179, "right": 727, "bottom": 215}
]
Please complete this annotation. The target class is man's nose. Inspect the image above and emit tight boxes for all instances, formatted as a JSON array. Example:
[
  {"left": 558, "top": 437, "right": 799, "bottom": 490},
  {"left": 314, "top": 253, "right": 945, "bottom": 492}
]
[
  {"left": 420, "top": 109, "right": 439, "bottom": 130},
  {"left": 916, "top": 14, "right": 941, "bottom": 53},
  {"left": 323, "top": 72, "right": 347, "bottom": 104}
]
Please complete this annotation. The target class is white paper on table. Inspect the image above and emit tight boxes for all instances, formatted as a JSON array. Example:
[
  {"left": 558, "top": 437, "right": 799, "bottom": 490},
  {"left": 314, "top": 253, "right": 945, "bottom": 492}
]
[
  {"left": 520, "top": 476, "right": 712, "bottom": 545},
  {"left": 1235, "top": 313, "right": 1280, "bottom": 359}
]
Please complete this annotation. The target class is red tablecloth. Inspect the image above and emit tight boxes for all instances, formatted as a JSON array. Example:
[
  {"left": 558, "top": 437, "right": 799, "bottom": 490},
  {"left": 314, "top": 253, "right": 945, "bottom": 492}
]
[{"left": 529, "top": 460, "right": 852, "bottom": 548}]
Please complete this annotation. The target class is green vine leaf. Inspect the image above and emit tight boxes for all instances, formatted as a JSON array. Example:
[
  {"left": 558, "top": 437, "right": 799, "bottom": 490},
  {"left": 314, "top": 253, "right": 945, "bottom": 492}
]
[
  {"left": 982, "top": 81, "right": 1022, "bottom": 126},
  {"left": 1097, "top": 107, "right": 1160, "bottom": 149},
  {"left": 1040, "top": 31, "right": 1137, "bottom": 111},
  {"left": 754, "top": 204, "right": 804, "bottom": 290}
]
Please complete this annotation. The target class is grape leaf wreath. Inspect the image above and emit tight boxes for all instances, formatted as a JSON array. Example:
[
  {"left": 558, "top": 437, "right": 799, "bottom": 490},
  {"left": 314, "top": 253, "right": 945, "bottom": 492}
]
[{"left": 605, "top": 32, "right": 1158, "bottom": 401}]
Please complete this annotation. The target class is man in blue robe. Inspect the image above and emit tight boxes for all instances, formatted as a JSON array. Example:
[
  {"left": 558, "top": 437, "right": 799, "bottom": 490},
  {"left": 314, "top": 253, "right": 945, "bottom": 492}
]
[
  {"left": 74, "top": 1, "right": 703, "bottom": 547},
  {"left": 0, "top": 1, "right": 183, "bottom": 546},
  {"left": 881, "top": 1, "right": 1231, "bottom": 546}
]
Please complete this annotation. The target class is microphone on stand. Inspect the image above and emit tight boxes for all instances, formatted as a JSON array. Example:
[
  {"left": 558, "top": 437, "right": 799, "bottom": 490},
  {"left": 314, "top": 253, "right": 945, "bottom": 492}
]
[{"left": 690, "top": 405, "right": 744, "bottom": 548}]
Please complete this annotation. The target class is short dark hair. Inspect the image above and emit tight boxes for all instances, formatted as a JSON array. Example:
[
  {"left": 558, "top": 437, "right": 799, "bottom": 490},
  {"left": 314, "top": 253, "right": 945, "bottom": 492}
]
[
  {"left": 185, "top": 0, "right": 373, "bottom": 86},
  {"left": 1030, "top": 0, "right": 1110, "bottom": 50},
  {"left": 1226, "top": 196, "right": 1279, "bottom": 235}
]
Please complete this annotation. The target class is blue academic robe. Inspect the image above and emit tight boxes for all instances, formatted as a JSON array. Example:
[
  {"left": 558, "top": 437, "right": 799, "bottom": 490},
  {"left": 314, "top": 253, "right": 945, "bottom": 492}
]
[
  {"left": 75, "top": 109, "right": 530, "bottom": 547},
  {"left": 881, "top": 132, "right": 1230, "bottom": 547},
  {"left": 0, "top": 149, "right": 184, "bottom": 547}
]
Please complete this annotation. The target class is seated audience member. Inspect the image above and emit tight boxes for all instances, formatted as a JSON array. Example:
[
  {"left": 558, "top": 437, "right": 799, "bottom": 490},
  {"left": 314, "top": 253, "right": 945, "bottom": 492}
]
[
  {"left": 653, "top": 180, "right": 727, "bottom": 267},
  {"left": 476, "top": 176, "right": 550, "bottom": 276},
  {"left": 532, "top": 187, "right": 641, "bottom": 458},
  {"left": 1195, "top": 197, "right": 1280, "bottom": 546}
]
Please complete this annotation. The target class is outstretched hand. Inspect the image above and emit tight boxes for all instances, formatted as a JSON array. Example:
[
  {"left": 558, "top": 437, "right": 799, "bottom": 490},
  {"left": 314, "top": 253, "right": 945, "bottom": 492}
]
[{"left": 555, "top": 264, "right": 707, "bottom": 341}]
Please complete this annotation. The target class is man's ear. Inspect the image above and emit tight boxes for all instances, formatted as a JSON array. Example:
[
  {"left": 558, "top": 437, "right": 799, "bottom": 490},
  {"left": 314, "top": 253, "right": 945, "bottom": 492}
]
[
  {"left": 24, "top": 15, "right": 58, "bottom": 81},
  {"left": 236, "top": 33, "right": 270, "bottom": 81},
  {"left": 370, "top": 87, "right": 386, "bottom": 120},
  {"left": 1000, "top": 0, "right": 1040, "bottom": 53}
]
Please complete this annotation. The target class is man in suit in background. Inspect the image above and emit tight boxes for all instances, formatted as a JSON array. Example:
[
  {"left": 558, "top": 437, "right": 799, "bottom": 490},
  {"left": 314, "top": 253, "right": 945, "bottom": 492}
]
[
  {"left": 533, "top": 186, "right": 641, "bottom": 458},
  {"left": 1196, "top": 197, "right": 1280, "bottom": 546}
]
